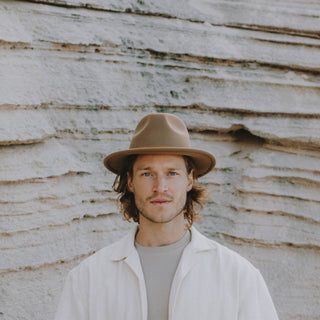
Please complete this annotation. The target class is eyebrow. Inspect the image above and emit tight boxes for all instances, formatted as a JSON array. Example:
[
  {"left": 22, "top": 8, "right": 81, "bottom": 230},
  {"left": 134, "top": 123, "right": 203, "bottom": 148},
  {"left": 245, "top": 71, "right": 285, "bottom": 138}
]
[
  {"left": 135, "top": 166, "right": 183, "bottom": 171},
  {"left": 136, "top": 166, "right": 152, "bottom": 171}
]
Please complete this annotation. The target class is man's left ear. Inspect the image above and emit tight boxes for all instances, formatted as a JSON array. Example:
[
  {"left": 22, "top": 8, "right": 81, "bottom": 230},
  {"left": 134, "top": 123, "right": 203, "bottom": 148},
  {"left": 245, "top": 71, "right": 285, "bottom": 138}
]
[{"left": 187, "top": 170, "right": 194, "bottom": 192}]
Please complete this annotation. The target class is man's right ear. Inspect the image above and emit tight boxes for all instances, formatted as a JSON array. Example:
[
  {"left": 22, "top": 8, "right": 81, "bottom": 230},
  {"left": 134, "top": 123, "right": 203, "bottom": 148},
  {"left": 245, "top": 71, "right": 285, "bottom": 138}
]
[{"left": 127, "top": 173, "right": 134, "bottom": 192}]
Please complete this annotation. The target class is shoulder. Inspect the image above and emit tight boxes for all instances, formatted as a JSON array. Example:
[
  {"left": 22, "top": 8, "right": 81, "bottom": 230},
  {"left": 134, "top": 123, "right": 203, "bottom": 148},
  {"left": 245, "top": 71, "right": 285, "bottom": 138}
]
[
  {"left": 192, "top": 227, "right": 259, "bottom": 275},
  {"left": 69, "top": 227, "right": 136, "bottom": 275},
  {"left": 216, "top": 239, "right": 257, "bottom": 272},
  {"left": 194, "top": 233, "right": 278, "bottom": 318},
  {"left": 195, "top": 230, "right": 269, "bottom": 295}
]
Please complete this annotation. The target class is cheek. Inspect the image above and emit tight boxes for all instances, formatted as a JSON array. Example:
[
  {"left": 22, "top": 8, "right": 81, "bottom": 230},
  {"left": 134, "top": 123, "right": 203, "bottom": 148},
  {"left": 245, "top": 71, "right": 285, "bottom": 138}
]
[
  {"left": 174, "top": 181, "right": 191, "bottom": 196},
  {"left": 132, "top": 179, "right": 151, "bottom": 194}
]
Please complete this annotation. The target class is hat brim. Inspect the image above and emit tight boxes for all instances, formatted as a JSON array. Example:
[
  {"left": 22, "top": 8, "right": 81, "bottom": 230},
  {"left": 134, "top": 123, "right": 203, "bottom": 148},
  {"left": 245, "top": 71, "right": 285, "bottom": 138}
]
[{"left": 103, "top": 147, "right": 216, "bottom": 177}]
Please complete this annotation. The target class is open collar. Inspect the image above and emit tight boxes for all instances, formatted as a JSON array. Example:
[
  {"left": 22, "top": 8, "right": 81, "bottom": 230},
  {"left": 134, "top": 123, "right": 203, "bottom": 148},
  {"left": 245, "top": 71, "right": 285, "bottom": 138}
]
[
  {"left": 110, "top": 225, "right": 138, "bottom": 262},
  {"left": 110, "top": 224, "right": 216, "bottom": 262},
  {"left": 188, "top": 226, "right": 217, "bottom": 252}
]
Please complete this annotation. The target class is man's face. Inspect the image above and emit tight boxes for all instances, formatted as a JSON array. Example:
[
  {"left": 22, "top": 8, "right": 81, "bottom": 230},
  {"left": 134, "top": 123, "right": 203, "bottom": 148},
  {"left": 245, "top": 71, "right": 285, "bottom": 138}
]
[{"left": 127, "top": 154, "right": 193, "bottom": 225}]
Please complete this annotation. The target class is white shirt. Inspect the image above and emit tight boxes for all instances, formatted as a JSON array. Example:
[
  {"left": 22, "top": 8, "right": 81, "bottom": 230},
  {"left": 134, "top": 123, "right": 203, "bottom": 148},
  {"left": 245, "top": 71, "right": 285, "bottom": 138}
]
[{"left": 54, "top": 226, "right": 279, "bottom": 320}]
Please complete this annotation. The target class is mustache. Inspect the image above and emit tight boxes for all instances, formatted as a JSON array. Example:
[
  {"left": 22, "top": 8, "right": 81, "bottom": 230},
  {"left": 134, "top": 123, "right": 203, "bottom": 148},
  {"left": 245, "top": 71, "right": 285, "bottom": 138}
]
[{"left": 146, "top": 193, "right": 174, "bottom": 201}]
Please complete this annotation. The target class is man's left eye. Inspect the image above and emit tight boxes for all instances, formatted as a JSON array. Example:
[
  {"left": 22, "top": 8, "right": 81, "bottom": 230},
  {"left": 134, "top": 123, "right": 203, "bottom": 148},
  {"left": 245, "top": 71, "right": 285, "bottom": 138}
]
[{"left": 169, "top": 172, "right": 178, "bottom": 176}]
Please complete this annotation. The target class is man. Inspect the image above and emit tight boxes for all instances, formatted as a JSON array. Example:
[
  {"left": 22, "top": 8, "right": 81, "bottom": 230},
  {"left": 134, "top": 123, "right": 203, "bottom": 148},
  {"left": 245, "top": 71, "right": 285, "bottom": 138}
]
[{"left": 55, "top": 113, "right": 279, "bottom": 320}]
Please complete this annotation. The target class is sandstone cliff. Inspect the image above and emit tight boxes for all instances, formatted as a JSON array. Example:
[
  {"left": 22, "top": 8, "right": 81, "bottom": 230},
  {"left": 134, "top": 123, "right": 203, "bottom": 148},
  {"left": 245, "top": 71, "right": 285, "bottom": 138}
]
[{"left": 0, "top": 1, "right": 319, "bottom": 319}]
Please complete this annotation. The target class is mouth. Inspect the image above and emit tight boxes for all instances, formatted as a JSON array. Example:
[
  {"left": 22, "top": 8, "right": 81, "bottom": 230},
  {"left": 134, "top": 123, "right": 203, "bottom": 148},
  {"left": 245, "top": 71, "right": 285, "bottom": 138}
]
[{"left": 150, "top": 199, "right": 172, "bottom": 205}]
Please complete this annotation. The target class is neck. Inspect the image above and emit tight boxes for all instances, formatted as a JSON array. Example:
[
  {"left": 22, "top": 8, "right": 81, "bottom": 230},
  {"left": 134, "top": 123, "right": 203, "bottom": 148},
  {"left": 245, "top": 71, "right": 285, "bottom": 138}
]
[{"left": 135, "top": 216, "right": 187, "bottom": 247}]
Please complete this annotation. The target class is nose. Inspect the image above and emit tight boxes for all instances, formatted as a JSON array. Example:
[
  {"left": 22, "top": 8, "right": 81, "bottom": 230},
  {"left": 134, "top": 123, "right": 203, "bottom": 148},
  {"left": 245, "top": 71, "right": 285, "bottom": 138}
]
[{"left": 152, "top": 175, "right": 168, "bottom": 193}]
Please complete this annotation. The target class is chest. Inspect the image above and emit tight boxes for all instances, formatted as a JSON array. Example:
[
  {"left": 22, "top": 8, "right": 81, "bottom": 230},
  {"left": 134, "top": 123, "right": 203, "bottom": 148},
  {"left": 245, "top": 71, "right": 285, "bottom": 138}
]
[{"left": 87, "top": 260, "right": 239, "bottom": 320}]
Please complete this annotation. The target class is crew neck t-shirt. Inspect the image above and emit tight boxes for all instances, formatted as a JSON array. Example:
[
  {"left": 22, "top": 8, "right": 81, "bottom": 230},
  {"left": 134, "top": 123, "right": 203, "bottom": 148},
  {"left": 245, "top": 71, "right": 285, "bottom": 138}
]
[{"left": 135, "top": 231, "right": 191, "bottom": 320}]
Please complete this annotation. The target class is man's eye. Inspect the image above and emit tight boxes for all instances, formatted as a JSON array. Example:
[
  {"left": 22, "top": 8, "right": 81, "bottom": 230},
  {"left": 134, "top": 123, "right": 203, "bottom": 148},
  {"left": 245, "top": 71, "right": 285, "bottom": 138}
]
[
  {"left": 169, "top": 171, "right": 178, "bottom": 176},
  {"left": 142, "top": 172, "right": 151, "bottom": 177}
]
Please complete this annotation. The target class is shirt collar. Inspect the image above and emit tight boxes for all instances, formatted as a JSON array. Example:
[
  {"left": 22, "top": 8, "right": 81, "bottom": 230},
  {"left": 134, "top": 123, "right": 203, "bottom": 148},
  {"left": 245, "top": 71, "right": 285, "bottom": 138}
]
[
  {"left": 110, "top": 225, "right": 138, "bottom": 261},
  {"left": 110, "top": 224, "right": 216, "bottom": 262},
  {"left": 188, "top": 226, "right": 217, "bottom": 252}
]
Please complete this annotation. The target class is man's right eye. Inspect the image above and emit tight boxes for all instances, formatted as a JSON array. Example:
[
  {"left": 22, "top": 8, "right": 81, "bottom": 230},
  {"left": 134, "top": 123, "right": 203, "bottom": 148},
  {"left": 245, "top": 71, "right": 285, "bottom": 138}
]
[{"left": 142, "top": 172, "right": 151, "bottom": 177}]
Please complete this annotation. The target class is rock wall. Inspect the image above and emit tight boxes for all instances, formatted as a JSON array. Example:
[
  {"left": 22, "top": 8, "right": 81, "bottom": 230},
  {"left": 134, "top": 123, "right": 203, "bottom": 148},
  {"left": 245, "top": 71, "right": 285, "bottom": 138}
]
[{"left": 0, "top": 0, "right": 319, "bottom": 319}]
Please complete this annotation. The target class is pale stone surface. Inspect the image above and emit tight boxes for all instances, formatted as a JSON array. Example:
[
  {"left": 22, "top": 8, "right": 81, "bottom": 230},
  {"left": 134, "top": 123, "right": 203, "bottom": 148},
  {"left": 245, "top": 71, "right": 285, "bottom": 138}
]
[
  {"left": 0, "top": 0, "right": 319, "bottom": 320},
  {"left": 1, "top": 1, "right": 320, "bottom": 113},
  {"left": 0, "top": 109, "right": 55, "bottom": 145},
  {"left": 0, "top": 139, "right": 89, "bottom": 182},
  {"left": 22, "top": 0, "right": 320, "bottom": 33},
  {"left": 2, "top": 109, "right": 319, "bottom": 147}
]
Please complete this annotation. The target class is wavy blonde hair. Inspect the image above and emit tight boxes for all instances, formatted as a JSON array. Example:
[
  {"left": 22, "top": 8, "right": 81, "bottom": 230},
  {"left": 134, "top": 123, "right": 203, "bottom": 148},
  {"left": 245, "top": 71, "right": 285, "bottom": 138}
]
[{"left": 112, "top": 155, "right": 208, "bottom": 229}]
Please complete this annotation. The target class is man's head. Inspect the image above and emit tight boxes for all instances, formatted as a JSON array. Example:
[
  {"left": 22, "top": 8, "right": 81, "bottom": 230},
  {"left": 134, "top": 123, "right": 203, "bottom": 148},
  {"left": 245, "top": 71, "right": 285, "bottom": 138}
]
[
  {"left": 104, "top": 113, "right": 216, "bottom": 228},
  {"left": 113, "top": 153, "right": 208, "bottom": 228}
]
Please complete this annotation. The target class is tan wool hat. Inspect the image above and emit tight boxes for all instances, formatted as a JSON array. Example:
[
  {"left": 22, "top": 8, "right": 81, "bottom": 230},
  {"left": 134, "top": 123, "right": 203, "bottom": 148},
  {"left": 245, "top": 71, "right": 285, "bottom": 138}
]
[{"left": 103, "top": 113, "right": 216, "bottom": 177}]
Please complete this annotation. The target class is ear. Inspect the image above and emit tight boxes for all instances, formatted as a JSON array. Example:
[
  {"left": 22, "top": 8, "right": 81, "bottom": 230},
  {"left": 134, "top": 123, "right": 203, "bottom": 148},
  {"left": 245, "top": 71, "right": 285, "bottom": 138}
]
[
  {"left": 127, "top": 172, "right": 134, "bottom": 192},
  {"left": 186, "top": 170, "right": 194, "bottom": 192}
]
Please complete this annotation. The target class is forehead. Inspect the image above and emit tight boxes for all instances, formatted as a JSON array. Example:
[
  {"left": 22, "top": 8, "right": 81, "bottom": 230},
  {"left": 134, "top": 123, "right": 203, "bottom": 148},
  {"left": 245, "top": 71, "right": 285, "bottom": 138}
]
[{"left": 133, "top": 154, "right": 186, "bottom": 170}]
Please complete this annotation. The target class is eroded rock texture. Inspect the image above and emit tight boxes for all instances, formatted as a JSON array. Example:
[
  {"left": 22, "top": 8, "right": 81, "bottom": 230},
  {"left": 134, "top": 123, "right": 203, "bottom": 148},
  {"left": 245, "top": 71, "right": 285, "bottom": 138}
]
[{"left": 0, "top": 0, "right": 319, "bottom": 319}]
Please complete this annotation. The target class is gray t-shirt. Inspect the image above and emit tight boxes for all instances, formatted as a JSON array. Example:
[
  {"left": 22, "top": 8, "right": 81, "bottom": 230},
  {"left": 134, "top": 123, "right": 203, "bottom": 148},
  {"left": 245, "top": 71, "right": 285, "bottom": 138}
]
[{"left": 135, "top": 231, "right": 191, "bottom": 320}]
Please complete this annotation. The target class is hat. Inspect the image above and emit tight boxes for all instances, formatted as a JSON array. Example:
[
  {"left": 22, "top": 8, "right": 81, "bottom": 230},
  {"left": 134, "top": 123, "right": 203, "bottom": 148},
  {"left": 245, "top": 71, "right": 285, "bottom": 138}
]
[{"left": 103, "top": 113, "right": 216, "bottom": 177}]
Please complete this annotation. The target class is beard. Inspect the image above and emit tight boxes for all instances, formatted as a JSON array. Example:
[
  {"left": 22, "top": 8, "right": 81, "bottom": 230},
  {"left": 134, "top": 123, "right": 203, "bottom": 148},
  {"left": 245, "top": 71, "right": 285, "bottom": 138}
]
[{"left": 135, "top": 192, "right": 187, "bottom": 224}]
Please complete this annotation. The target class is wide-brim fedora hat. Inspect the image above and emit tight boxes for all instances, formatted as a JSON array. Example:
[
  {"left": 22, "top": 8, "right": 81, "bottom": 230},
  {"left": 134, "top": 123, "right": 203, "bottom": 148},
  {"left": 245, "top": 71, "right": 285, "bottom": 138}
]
[{"left": 104, "top": 113, "right": 216, "bottom": 177}]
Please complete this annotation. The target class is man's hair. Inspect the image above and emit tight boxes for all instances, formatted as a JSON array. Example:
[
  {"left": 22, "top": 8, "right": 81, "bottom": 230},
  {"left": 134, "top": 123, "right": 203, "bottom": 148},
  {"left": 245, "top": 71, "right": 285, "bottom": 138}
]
[{"left": 112, "top": 155, "right": 209, "bottom": 229}]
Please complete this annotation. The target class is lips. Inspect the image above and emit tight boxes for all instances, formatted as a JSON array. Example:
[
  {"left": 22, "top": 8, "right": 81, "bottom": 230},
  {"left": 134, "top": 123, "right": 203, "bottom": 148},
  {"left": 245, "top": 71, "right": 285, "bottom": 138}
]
[{"left": 150, "top": 198, "right": 171, "bottom": 205}]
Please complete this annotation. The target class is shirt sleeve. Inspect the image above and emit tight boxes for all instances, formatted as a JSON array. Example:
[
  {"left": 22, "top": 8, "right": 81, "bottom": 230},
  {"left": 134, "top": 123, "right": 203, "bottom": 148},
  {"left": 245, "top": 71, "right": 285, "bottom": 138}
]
[
  {"left": 238, "top": 267, "right": 279, "bottom": 320},
  {"left": 54, "top": 267, "right": 88, "bottom": 320}
]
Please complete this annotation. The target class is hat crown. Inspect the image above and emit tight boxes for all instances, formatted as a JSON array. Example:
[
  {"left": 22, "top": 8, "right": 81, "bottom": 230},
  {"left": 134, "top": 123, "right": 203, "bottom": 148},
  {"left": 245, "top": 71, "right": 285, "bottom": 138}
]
[
  {"left": 130, "top": 113, "right": 191, "bottom": 149},
  {"left": 103, "top": 112, "right": 216, "bottom": 177}
]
